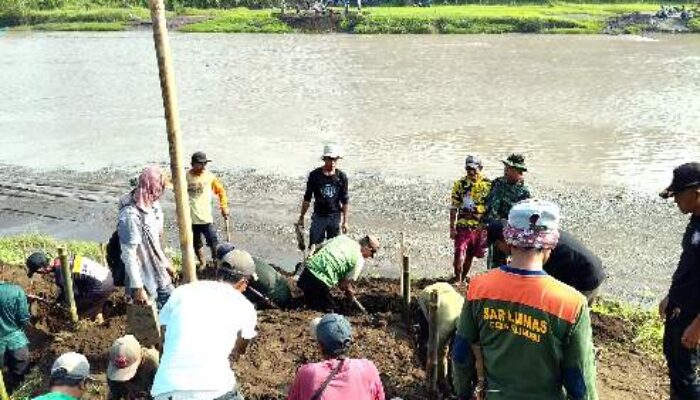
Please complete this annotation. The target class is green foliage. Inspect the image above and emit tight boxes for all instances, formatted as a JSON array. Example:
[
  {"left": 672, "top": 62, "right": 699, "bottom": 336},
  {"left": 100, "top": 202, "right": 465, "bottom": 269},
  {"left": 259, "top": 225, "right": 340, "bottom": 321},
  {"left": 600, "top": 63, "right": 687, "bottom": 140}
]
[
  {"left": 0, "top": 6, "right": 148, "bottom": 26},
  {"left": 30, "top": 20, "right": 125, "bottom": 27},
  {"left": 688, "top": 17, "right": 700, "bottom": 32},
  {"left": 0, "top": 234, "right": 102, "bottom": 267},
  {"left": 182, "top": 8, "right": 291, "bottom": 31},
  {"left": 593, "top": 299, "right": 664, "bottom": 356}
]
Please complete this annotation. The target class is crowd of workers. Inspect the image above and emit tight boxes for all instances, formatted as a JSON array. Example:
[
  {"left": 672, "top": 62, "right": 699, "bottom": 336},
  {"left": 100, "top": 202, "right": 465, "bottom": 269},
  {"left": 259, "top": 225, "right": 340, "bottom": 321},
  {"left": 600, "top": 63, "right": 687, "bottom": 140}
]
[{"left": 0, "top": 146, "right": 697, "bottom": 400}]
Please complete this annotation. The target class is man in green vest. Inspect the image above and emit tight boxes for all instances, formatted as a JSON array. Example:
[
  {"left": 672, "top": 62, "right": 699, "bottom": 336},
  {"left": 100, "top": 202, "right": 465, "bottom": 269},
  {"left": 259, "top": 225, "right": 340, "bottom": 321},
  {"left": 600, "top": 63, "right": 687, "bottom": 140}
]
[{"left": 297, "top": 235, "right": 380, "bottom": 312}]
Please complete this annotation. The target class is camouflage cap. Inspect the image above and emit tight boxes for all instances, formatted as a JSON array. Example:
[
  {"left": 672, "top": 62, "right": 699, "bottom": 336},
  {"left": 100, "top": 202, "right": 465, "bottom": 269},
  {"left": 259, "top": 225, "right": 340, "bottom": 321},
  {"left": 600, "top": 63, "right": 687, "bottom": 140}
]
[{"left": 502, "top": 153, "right": 527, "bottom": 172}]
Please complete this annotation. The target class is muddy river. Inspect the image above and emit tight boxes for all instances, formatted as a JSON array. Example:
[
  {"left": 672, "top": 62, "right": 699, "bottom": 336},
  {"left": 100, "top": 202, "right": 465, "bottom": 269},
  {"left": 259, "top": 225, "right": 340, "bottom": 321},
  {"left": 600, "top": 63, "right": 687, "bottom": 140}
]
[{"left": 1, "top": 32, "right": 700, "bottom": 191}]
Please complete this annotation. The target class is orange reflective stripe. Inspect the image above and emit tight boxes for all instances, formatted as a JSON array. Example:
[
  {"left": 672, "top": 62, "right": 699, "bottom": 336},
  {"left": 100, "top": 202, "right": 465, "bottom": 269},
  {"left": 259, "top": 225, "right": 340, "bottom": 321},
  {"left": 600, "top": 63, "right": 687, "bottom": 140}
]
[{"left": 468, "top": 269, "right": 583, "bottom": 324}]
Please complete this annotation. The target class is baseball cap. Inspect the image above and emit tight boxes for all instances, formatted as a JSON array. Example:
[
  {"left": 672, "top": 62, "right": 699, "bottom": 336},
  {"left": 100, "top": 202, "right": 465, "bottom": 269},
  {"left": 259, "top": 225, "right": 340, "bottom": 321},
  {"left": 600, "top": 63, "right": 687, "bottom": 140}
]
[
  {"left": 26, "top": 252, "right": 50, "bottom": 278},
  {"left": 221, "top": 249, "right": 258, "bottom": 281},
  {"left": 215, "top": 242, "right": 236, "bottom": 261},
  {"left": 322, "top": 144, "right": 342, "bottom": 159},
  {"left": 107, "top": 335, "right": 142, "bottom": 382},
  {"left": 659, "top": 162, "right": 700, "bottom": 199},
  {"left": 191, "top": 151, "right": 211, "bottom": 164},
  {"left": 504, "top": 199, "right": 560, "bottom": 249},
  {"left": 465, "top": 154, "right": 482, "bottom": 170},
  {"left": 502, "top": 153, "right": 527, "bottom": 172},
  {"left": 50, "top": 352, "right": 91, "bottom": 384},
  {"left": 310, "top": 314, "right": 352, "bottom": 355}
]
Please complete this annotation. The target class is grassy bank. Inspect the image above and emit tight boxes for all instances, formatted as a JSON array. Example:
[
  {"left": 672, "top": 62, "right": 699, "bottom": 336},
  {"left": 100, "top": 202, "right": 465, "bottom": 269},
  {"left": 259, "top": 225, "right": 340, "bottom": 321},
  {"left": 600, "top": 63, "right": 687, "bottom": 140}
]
[{"left": 2, "top": 2, "right": 697, "bottom": 33}]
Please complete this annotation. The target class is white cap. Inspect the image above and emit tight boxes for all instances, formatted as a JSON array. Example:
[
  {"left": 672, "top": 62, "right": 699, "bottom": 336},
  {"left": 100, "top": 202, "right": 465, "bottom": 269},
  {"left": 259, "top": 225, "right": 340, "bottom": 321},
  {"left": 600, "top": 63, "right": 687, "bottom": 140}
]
[
  {"left": 51, "top": 352, "right": 91, "bottom": 382},
  {"left": 322, "top": 144, "right": 342, "bottom": 159},
  {"left": 221, "top": 249, "right": 258, "bottom": 280}
]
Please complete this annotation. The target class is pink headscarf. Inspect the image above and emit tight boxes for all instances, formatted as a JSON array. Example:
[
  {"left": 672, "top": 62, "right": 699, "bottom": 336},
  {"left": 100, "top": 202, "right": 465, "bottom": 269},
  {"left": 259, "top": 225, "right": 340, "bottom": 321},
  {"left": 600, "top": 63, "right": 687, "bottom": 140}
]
[{"left": 133, "top": 166, "right": 165, "bottom": 210}]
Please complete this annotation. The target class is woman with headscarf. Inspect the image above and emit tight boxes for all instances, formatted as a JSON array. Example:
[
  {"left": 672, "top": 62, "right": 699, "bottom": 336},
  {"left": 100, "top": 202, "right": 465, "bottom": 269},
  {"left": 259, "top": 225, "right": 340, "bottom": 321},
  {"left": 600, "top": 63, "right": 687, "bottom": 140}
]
[{"left": 118, "top": 166, "right": 174, "bottom": 309}]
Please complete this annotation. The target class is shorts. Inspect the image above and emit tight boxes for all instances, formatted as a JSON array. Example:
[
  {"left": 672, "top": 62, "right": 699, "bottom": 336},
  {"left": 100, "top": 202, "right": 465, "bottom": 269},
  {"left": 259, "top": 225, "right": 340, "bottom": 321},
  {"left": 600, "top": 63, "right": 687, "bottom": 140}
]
[
  {"left": 192, "top": 223, "right": 219, "bottom": 250},
  {"left": 309, "top": 213, "right": 341, "bottom": 246},
  {"left": 454, "top": 227, "right": 487, "bottom": 260}
]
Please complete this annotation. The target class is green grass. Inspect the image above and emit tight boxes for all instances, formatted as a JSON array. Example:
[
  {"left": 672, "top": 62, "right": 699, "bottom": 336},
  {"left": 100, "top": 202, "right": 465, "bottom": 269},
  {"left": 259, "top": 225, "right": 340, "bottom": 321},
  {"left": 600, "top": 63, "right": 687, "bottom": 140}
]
[
  {"left": 592, "top": 298, "right": 664, "bottom": 356},
  {"left": 180, "top": 8, "right": 292, "bottom": 32},
  {"left": 28, "top": 21, "right": 126, "bottom": 29},
  {"left": 0, "top": 3, "right": 697, "bottom": 34},
  {"left": 0, "top": 234, "right": 102, "bottom": 267},
  {"left": 689, "top": 17, "right": 700, "bottom": 32},
  {"left": 0, "top": 6, "right": 149, "bottom": 27}
]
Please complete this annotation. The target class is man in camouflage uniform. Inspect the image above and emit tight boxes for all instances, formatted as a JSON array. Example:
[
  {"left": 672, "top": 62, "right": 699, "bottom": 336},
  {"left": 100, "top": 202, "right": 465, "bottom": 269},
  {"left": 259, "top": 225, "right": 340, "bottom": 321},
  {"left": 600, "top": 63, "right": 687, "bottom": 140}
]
[{"left": 485, "top": 153, "right": 531, "bottom": 267}]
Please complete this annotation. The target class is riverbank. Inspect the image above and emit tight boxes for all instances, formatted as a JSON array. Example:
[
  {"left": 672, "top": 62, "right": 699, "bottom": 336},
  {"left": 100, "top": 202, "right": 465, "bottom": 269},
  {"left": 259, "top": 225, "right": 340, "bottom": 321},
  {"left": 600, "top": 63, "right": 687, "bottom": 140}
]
[
  {"left": 0, "top": 164, "right": 686, "bottom": 306},
  {"left": 2, "top": 3, "right": 698, "bottom": 33}
]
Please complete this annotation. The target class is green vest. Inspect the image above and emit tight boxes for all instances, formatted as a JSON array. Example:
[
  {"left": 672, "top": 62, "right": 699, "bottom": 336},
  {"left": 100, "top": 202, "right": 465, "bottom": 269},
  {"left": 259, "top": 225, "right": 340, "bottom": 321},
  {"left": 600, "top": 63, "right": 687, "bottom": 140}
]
[
  {"left": 306, "top": 235, "right": 360, "bottom": 287},
  {"left": 251, "top": 257, "right": 292, "bottom": 307}
]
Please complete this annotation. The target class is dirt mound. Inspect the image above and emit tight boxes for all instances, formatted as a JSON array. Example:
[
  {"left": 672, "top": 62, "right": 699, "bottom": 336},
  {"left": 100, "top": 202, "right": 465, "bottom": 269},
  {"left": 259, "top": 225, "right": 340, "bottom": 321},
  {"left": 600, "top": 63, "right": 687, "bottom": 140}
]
[{"left": 0, "top": 265, "right": 668, "bottom": 399}]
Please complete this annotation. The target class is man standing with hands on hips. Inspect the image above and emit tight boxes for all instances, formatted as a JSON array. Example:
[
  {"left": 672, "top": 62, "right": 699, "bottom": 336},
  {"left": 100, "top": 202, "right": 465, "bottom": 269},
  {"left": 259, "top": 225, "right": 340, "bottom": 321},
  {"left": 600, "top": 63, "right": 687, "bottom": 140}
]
[
  {"left": 297, "top": 144, "right": 350, "bottom": 248},
  {"left": 187, "top": 151, "right": 230, "bottom": 269},
  {"left": 658, "top": 162, "right": 700, "bottom": 400}
]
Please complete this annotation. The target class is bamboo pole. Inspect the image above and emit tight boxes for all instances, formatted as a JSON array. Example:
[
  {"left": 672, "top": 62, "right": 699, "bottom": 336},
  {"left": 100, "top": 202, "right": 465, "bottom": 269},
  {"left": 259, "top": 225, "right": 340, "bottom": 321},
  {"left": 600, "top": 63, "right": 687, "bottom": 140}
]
[
  {"left": 402, "top": 254, "right": 411, "bottom": 326},
  {"left": 99, "top": 243, "right": 108, "bottom": 267},
  {"left": 0, "top": 371, "right": 9, "bottom": 400},
  {"left": 148, "top": 0, "right": 197, "bottom": 283},
  {"left": 399, "top": 232, "right": 405, "bottom": 295},
  {"left": 426, "top": 290, "right": 439, "bottom": 399},
  {"left": 57, "top": 247, "right": 79, "bottom": 324}
]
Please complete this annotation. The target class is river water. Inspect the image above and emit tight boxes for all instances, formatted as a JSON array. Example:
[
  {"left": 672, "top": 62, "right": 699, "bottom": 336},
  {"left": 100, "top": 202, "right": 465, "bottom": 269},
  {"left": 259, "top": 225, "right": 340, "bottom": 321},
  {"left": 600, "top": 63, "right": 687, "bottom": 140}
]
[{"left": 1, "top": 32, "right": 699, "bottom": 191}]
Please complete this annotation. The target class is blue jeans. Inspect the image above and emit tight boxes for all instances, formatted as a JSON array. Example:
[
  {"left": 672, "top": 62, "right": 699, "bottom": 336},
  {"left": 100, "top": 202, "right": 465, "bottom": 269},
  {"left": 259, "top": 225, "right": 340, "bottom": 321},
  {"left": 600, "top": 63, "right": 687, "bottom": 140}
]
[
  {"left": 664, "top": 306, "right": 700, "bottom": 400},
  {"left": 309, "top": 212, "right": 341, "bottom": 246}
]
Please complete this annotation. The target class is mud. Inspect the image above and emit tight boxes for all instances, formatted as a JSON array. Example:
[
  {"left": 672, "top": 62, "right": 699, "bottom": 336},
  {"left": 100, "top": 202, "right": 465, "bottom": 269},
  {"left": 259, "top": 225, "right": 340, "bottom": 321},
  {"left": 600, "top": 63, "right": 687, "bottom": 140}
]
[{"left": 0, "top": 264, "right": 667, "bottom": 399}]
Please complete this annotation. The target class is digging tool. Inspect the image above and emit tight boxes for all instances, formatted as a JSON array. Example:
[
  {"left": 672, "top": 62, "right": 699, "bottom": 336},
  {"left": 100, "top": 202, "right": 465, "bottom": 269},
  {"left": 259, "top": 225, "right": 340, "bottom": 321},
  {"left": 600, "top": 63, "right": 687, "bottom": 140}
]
[
  {"left": 224, "top": 216, "right": 232, "bottom": 242},
  {"left": 350, "top": 295, "right": 368, "bottom": 314},
  {"left": 247, "top": 286, "right": 279, "bottom": 309},
  {"left": 294, "top": 222, "right": 306, "bottom": 252}
]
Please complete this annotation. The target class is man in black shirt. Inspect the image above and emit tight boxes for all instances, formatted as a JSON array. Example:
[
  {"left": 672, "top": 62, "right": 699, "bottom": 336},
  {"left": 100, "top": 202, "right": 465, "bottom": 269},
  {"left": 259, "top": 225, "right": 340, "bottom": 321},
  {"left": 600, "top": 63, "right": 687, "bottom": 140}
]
[
  {"left": 658, "top": 162, "right": 700, "bottom": 400},
  {"left": 297, "top": 144, "right": 350, "bottom": 247},
  {"left": 486, "top": 220, "right": 607, "bottom": 304}
]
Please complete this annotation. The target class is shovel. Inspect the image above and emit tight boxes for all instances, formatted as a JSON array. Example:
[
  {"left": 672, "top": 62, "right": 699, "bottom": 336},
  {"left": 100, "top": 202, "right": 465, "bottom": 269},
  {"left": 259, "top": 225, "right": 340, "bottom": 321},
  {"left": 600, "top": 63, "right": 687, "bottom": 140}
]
[{"left": 224, "top": 216, "right": 232, "bottom": 242}]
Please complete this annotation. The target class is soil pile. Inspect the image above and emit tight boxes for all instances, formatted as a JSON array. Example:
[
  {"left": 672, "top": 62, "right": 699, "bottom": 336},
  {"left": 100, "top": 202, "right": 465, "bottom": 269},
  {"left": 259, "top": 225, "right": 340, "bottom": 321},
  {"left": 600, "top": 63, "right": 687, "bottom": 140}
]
[{"left": 1, "top": 266, "right": 668, "bottom": 399}]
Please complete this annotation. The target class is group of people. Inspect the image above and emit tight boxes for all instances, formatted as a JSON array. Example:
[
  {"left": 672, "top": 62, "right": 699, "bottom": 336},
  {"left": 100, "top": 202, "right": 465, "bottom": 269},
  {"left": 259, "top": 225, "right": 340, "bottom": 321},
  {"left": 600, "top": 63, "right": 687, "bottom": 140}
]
[{"left": 0, "top": 144, "right": 698, "bottom": 400}]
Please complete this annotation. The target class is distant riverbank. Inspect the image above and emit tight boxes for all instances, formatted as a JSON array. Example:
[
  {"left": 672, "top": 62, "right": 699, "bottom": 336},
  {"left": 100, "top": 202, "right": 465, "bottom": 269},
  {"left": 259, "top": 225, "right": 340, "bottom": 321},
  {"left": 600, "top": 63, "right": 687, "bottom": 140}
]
[{"left": 2, "top": 3, "right": 698, "bottom": 33}]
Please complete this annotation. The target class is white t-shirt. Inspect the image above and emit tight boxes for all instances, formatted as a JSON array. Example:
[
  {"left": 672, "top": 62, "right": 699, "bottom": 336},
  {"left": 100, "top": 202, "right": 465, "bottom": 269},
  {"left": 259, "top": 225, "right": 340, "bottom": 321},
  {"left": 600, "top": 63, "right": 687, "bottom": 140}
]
[{"left": 151, "top": 281, "right": 257, "bottom": 397}]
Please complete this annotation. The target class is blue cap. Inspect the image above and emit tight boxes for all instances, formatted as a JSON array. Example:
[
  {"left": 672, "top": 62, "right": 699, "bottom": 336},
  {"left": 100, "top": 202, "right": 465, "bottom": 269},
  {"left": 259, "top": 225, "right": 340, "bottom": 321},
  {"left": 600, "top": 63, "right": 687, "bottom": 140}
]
[
  {"left": 215, "top": 242, "right": 236, "bottom": 261},
  {"left": 314, "top": 314, "right": 352, "bottom": 355}
]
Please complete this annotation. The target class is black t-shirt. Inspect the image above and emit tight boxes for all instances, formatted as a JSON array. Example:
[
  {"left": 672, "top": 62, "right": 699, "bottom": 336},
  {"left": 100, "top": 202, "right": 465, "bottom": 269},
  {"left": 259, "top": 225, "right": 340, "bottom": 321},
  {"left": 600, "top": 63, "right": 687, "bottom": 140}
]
[
  {"left": 303, "top": 167, "right": 349, "bottom": 216},
  {"left": 668, "top": 215, "right": 700, "bottom": 314},
  {"left": 544, "top": 231, "right": 607, "bottom": 292}
]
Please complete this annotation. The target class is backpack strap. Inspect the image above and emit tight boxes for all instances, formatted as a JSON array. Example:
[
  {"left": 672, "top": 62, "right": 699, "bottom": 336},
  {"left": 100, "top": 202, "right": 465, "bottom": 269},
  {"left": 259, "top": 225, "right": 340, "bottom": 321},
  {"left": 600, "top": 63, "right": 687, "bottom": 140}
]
[{"left": 310, "top": 358, "right": 345, "bottom": 400}]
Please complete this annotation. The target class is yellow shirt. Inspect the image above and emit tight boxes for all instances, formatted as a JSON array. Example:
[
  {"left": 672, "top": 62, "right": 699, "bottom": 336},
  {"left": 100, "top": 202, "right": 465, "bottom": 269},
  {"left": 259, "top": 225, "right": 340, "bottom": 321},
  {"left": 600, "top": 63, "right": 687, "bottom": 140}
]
[{"left": 186, "top": 170, "right": 228, "bottom": 225}]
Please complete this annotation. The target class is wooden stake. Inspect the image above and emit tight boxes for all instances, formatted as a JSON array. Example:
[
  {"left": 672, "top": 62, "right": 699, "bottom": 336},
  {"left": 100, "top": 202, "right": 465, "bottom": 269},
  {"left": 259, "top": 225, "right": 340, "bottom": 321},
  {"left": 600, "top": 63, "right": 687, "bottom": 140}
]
[
  {"left": 399, "top": 231, "right": 405, "bottom": 295},
  {"left": 0, "top": 370, "right": 9, "bottom": 400},
  {"left": 99, "top": 243, "right": 108, "bottom": 267},
  {"left": 58, "top": 247, "right": 79, "bottom": 324},
  {"left": 426, "top": 290, "right": 439, "bottom": 399},
  {"left": 402, "top": 254, "right": 411, "bottom": 326},
  {"left": 148, "top": 0, "right": 197, "bottom": 283}
]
